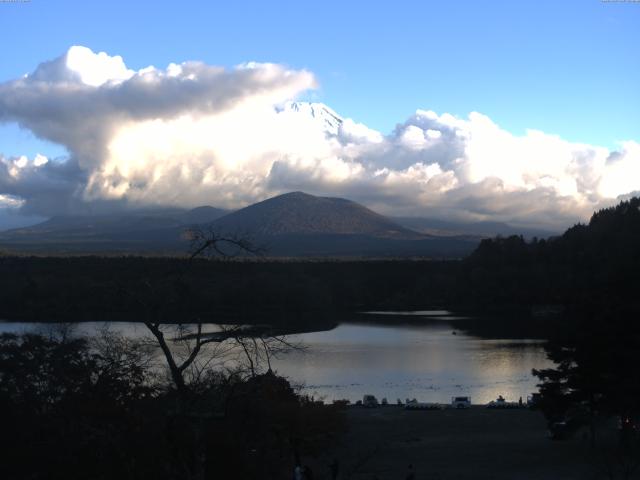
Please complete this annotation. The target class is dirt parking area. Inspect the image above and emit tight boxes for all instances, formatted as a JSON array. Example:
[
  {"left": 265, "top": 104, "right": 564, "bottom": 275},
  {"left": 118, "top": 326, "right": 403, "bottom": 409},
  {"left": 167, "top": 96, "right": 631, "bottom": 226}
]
[{"left": 309, "top": 406, "right": 612, "bottom": 480}]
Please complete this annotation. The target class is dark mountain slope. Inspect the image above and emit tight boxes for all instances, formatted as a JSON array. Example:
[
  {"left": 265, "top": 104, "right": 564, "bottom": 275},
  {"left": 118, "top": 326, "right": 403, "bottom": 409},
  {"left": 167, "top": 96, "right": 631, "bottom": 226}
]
[{"left": 211, "top": 191, "right": 420, "bottom": 239}]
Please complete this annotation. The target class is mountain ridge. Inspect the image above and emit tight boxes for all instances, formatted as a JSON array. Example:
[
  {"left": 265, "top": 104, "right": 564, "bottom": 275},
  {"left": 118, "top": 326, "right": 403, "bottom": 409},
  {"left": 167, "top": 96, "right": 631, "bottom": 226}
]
[
  {"left": 0, "top": 192, "right": 483, "bottom": 257},
  {"left": 4, "top": 206, "right": 228, "bottom": 236}
]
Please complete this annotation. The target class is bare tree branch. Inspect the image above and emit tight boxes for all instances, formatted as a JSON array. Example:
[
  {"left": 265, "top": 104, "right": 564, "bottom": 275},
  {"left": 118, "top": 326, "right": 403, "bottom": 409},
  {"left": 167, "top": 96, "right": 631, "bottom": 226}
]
[
  {"left": 185, "top": 227, "right": 265, "bottom": 260},
  {"left": 113, "top": 227, "right": 305, "bottom": 395}
]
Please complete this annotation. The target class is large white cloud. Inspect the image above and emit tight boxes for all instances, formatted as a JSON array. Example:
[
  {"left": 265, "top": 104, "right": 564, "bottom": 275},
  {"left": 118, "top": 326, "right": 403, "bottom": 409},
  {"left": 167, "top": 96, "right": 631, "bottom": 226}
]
[{"left": 0, "top": 46, "right": 639, "bottom": 230}]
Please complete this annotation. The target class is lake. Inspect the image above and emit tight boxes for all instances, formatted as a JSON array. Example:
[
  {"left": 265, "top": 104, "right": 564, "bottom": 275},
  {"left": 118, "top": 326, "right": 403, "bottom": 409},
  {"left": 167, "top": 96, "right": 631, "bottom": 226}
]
[{"left": 0, "top": 311, "right": 551, "bottom": 405}]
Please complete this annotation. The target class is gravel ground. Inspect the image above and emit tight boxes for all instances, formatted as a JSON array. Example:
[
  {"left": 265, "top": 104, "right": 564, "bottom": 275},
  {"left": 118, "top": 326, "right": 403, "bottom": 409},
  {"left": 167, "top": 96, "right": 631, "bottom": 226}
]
[{"left": 304, "top": 406, "right": 624, "bottom": 480}]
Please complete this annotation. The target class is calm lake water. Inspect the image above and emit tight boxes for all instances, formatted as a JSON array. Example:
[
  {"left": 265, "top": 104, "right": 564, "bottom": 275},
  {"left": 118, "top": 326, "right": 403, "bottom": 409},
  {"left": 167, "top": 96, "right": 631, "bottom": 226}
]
[{"left": 0, "top": 312, "right": 551, "bottom": 404}]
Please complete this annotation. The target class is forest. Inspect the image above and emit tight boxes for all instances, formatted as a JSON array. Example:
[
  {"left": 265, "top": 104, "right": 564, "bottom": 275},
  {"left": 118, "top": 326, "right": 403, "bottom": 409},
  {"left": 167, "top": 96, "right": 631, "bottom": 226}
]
[{"left": 2, "top": 197, "right": 639, "bottom": 331}]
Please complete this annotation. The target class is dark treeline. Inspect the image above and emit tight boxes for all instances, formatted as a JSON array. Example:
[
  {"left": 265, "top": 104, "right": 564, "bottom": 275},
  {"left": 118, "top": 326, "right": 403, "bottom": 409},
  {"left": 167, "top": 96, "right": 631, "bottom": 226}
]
[
  {"left": 466, "top": 197, "right": 640, "bottom": 311},
  {"left": 2, "top": 197, "right": 640, "bottom": 331},
  {"left": 0, "top": 256, "right": 464, "bottom": 324},
  {"left": 457, "top": 199, "right": 640, "bottom": 468},
  {"left": 519, "top": 199, "right": 640, "bottom": 464}
]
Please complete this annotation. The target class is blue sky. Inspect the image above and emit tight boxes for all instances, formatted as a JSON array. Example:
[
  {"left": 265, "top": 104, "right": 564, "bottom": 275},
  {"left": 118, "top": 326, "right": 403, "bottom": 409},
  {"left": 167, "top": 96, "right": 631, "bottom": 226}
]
[
  {"left": 1, "top": 0, "right": 639, "bottom": 231},
  {"left": 1, "top": 0, "right": 638, "bottom": 157}
]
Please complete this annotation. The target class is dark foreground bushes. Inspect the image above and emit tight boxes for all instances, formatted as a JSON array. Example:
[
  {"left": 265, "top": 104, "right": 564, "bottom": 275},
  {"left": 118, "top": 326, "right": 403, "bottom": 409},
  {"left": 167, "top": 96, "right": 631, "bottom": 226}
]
[{"left": 0, "top": 331, "right": 345, "bottom": 480}]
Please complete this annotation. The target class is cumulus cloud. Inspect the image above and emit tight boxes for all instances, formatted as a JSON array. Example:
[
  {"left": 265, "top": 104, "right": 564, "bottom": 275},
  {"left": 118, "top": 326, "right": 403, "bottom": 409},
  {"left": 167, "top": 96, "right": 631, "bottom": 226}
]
[
  {"left": 0, "top": 45, "right": 639, "bottom": 230},
  {"left": 0, "top": 153, "right": 85, "bottom": 216}
]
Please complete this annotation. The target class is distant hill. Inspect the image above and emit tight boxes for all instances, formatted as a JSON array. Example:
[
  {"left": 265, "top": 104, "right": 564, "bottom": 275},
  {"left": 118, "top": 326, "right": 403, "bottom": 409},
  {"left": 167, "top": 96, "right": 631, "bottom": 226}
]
[
  {"left": 0, "top": 192, "right": 481, "bottom": 257},
  {"left": 0, "top": 206, "right": 228, "bottom": 253},
  {"left": 211, "top": 191, "right": 419, "bottom": 239},
  {"left": 176, "top": 206, "right": 228, "bottom": 226},
  {"left": 6, "top": 206, "right": 227, "bottom": 236},
  {"left": 393, "top": 216, "right": 558, "bottom": 240}
]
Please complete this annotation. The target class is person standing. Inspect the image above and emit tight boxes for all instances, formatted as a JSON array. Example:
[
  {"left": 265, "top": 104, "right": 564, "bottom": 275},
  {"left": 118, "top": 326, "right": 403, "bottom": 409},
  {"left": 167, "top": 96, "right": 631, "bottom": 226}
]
[
  {"left": 329, "top": 458, "right": 339, "bottom": 480},
  {"left": 405, "top": 464, "right": 415, "bottom": 480},
  {"left": 303, "top": 465, "right": 314, "bottom": 479}
]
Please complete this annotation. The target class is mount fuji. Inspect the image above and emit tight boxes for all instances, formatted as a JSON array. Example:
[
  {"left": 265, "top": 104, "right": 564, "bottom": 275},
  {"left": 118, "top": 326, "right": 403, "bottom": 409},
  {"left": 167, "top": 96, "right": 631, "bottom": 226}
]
[{"left": 277, "top": 101, "right": 344, "bottom": 136}]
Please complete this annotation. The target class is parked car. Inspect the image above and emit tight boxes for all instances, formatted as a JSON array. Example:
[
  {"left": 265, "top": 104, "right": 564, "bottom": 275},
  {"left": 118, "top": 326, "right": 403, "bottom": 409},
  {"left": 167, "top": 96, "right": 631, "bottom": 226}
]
[
  {"left": 363, "top": 394, "right": 379, "bottom": 408},
  {"left": 451, "top": 396, "right": 471, "bottom": 409},
  {"left": 527, "top": 393, "right": 541, "bottom": 409}
]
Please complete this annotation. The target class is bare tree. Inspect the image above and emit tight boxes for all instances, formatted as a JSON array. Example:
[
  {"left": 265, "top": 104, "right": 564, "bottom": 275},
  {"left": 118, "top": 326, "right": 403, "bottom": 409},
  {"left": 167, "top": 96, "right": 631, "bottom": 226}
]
[
  {"left": 185, "top": 226, "right": 264, "bottom": 260},
  {"left": 216, "top": 324, "right": 305, "bottom": 377},
  {"left": 120, "top": 227, "right": 297, "bottom": 395},
  {"left": 109, "top": 229, "right": 281, "bottom": 480},
  {"left": 141, "top": 321, "right": 227, "bottom": 393}
]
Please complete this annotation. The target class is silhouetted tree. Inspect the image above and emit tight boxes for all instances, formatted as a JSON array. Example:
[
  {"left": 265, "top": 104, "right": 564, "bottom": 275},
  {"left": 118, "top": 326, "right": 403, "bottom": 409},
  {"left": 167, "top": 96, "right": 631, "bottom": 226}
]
[{"left": 534, "top": 305, "right": 640, "bottom": 446}]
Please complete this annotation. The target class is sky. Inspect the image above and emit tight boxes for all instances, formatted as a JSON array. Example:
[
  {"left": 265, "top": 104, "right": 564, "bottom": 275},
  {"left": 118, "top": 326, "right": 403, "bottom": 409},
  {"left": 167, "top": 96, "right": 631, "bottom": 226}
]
[{"left": 0, "top": 0, "right": 639, "bottom": 230}]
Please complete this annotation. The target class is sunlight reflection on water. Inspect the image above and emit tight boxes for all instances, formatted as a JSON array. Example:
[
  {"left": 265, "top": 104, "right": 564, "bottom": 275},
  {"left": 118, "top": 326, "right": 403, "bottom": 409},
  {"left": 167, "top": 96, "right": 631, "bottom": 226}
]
[
  {"left": 0, "top": 318, "right": 550, "bottom": 404},
  {"left": 273, "top": 322, "right": 549, "bottom": 404}
]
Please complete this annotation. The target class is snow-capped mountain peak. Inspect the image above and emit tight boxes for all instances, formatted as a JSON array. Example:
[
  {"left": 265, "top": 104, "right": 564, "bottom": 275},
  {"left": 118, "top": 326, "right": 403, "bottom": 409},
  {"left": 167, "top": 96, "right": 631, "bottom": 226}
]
[{"left": 277, "top": 101, "right": 344, "bottom": 136}]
